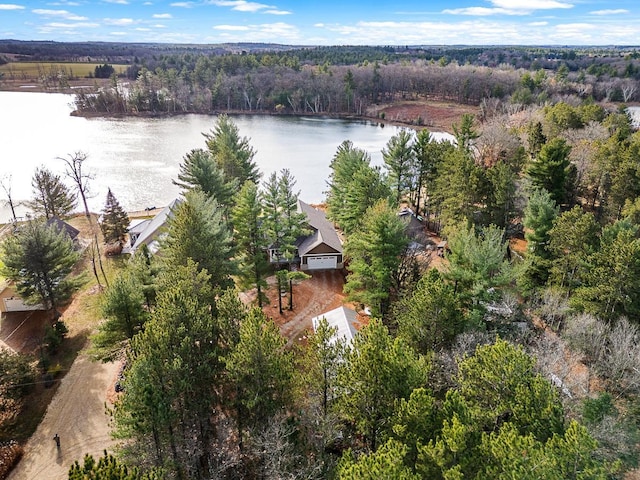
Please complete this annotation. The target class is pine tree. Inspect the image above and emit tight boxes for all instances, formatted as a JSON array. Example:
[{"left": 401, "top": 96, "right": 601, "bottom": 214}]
[
  {"left": 100, "top": 188, "right": 129, "bottom": 245},
  {"left": 225, "top": 308, "right": 294, "bottom": 446},
  {"left": 161, "top": 190, "right": 236, "bottom": 290},
  {"left": 26, "top": 166, "right": 76, "bottom": 219},
  {"left": 382, "top": 129, "right": 415, "bottom": 203},
  {"left": 231, "top": 181, "right": 269, "bottom": 307},
  {"left": 1, "top": 219, "right": 80, "bottom": 317},
  {"left": 521, "top": 188, "right": 558, "bottom": 292},
  {"left": 261, "top": 170, "right": 309, "bottom": 313},
  {"left": 343, "top": 199, "right": 409, "bottom": 317},
  {"left": 335, "top": 319, "right": 429, "bottom": 451},
  {"left": 203, "top": 114, "right": 260, "bottom": 186},
  {"left": 527, "top": 138, "right": 572, "bottom": 205},
  {"left": 173, "top": 148, "right": 237, "bottom": 208}
]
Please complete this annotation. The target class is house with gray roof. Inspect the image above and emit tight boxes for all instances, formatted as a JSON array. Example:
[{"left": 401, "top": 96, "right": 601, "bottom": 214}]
[
  {"left": 296, "top": 200, "right": 344, "bottom": 271},
  {"left": 126, "top": 199, "right": 180, "bottom": 255}
]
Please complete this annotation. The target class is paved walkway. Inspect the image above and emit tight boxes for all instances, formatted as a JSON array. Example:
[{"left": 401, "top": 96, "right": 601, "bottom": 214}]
[{"left": 8, "top": 354, "right": 119, "bottom": 480}]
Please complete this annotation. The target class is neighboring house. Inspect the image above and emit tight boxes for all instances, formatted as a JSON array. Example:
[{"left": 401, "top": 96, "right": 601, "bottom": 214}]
[
  {"left": 126, "top": 199, "right": 180, "bottom": 255},
  {"left": 0, "top": 281, "right": 45, "bottom": 313},
  {"left": 311, "top": 306, "right": 361, "bottom": 346},
  {"left": 46, "top": 216, "right": 80, "bottom": 246},
  {"left": 268, "top": 200, "right": 344, "bottom": 271},
  {"left": 397, "top": 206, "right": 429, "bottom": 248}
]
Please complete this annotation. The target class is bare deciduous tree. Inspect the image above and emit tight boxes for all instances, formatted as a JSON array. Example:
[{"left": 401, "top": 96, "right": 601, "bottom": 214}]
[{"left": 0, "top": 174, "right": 18, "bottom": 223}]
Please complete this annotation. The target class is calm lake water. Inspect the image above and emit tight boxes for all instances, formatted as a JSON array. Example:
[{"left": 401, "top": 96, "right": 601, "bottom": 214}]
[{"left": 0, "top": 91, "right": 453, "bottom": 223}]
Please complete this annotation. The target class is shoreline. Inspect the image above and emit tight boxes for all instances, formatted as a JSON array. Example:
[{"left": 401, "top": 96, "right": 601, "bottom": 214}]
[{"left": 1, "top": 83, "right": 469, "bottom": 133}]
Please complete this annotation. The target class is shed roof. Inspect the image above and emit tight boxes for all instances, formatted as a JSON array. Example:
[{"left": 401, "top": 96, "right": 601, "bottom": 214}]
[{"left": 311, "top": 306, "right": 359, "bottom": 344}]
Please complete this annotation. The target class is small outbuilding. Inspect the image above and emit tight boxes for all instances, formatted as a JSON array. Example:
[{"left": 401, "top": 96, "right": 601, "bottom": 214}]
[{"left": 311, "top": 306, "right": 361, "bottom": 346}]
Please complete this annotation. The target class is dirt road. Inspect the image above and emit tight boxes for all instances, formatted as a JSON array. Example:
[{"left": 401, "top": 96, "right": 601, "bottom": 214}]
[{"left": 8, "top": 355, "right": 119, "bottom": 480}]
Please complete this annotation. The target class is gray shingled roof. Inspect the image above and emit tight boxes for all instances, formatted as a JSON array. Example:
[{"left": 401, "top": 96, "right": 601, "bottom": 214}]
[
  {"left": 131, "top": 199, "right": 181, "bottom": 252},
  {"left": 46, "top": 216, "right": 80, "bottom": 240},
  {"left": 296, "top": 200, "right": 343, "bottom": 256}
]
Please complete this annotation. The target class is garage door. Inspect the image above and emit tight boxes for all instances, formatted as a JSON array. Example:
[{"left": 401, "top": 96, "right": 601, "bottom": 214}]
[{"left": 307, "top": 255, "right": 337, "bottom": 270}]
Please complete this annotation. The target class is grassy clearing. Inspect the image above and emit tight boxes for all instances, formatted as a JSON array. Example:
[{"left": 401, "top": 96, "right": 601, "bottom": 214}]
[{"left": 0, "top": 62, "right": 128, "bottom": 80}]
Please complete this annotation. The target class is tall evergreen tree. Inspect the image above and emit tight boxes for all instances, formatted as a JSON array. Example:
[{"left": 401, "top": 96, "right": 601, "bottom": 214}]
[
  {"left": 161, "top": 190, "right": 236, "bottom": 290},
  {"left": 412, "top": 130, "right": 452, "bottom": 217},
  {"left": 343, "top": 199, "right": 409, "bottom": 318},
  {"left": 93, "top": 272, "right": 147, "bottom": 360},
  {"left": 521, "top": 188, "right": 558, "bottom": 292},
  {"left": 336, "top": 319, "right": 429, "bottom": 451},
  {"left": 383, "top": 129, "right": 415, "bottom": 203},
  {"left": 326, "top": 140, "right": 371, "bottom": 227},
  {"left": 231, "top": 181, "right": 269, "bottom": 307},
  {"left": 452, "top": 113, "right": 480, "bottom": 153},
  {"left": 225, "top": 308, "right": 294, "bottom": 446},
  {"left": 203, "top": 114, "right": 260, "bottom": 186},
  {"left": 1, "top": 219, "right": 80, "bottom": 317},
  {"left": 100, "top": 188, "right": 129, "bottom": 245},
  {"left": 433, "top": 148, "right": 483, "bottom": 230},
  {"left": 527, "top": 138, "right": 572, "bottom": 205},
  {"left": 173, "top": 148, "right": 237, "bottom": 209},
  {"left": 547, "top": 206, "right": 599, "bottom": 293},
  {"left": 26, "top": 166, "right": 76, "bottom": 220},
  {"left": 444, "top": 224, "right": 513, "bottom": 319},
  {"left": 115, "top": 262, "right": 235, "bottom": 478},
  {"left": 261, "top": 170, "right": 308, "bottom": 313},
  {"left": 394, "top": 268, "right": 464, "bottom": 353}
]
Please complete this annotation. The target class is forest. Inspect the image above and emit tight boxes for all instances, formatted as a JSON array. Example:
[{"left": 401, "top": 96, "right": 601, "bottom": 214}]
[{"left": 1, "top": 42, "right": 640, "bottom": 478}]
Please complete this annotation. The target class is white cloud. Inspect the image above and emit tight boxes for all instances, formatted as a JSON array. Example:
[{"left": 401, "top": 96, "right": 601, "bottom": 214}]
[
  {"left": 210, "top": 0, "right": 270, "bottom": 13},
  {"left": 444, "top": 0, "right": 572, "bottom": 16},
  {"left": 48, "top": 0, "right": 81, "bottom": 5},
  {"left": 590, "top": 9, "right": 629, "bottom": 16},
  {"left": 443, "top": 7, "right": 525, "bottom": 16},
  {"left": 490, "top": 0, "right": 573, "bottom": 9},
  {"left": 135, "top": 27, "right": 151, "bottom": 31},
  {"left": 153, "top": 23, "right": 166, "bottom": 27},
  {"left": 170, "top": 1, "right": 193, "bottom": 6},
  {"left": 103, "top": 18, "right": 136, "bottom": 25},
  {"left": 0, "top": 3, "right": 25, "bottom": 9},
  {"left": 104, "top": 0, "right": 129, "bottom": 4},
  {"left": 529, "top": 21, "right": 549, "bottom": 26},
  {"left": 264, "top": 9, "right": 290, "bottom": 15},
  {"left": 152, "top": 13, "right": 172, "bottom": 18},
  {"left": 32, "top": 9, "right": 87, "bottom": 20}
]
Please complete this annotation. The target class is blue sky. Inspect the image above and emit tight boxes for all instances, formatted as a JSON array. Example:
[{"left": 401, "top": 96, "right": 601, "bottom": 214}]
[{"left": 1, "top": 0, "right": 639, "bottom": 45}]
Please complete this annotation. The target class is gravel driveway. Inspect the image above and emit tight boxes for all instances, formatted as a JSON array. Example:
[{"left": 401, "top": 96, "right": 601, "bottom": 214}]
[{"left": 8, "top": 354, "right": 119, "bottom": 480}]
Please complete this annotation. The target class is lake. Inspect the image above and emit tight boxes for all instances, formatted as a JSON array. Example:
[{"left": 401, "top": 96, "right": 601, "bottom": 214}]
[{"left": 0, "top": 91, "right": 453, "bottom": 223}]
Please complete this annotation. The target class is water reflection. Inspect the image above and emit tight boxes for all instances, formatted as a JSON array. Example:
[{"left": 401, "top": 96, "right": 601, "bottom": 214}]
[{"left": 0, "top": 92, "right": 453, "bottom": 222}]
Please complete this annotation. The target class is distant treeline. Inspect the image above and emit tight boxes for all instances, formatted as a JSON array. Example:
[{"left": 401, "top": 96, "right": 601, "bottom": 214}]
[
  {"left": 3, "top": 40, "right": 640, "bottom": 73},
  {"left": 73, "top": 53, "right": 640, "bottom": 117},
  {"left": 5, "top": 40, "right": 637, "bottom": 117}
]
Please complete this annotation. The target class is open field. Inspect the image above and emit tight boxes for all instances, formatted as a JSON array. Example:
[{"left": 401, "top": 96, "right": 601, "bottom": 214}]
[{"left": 0, "top": 62, "right": 128, "bottom": 80}]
